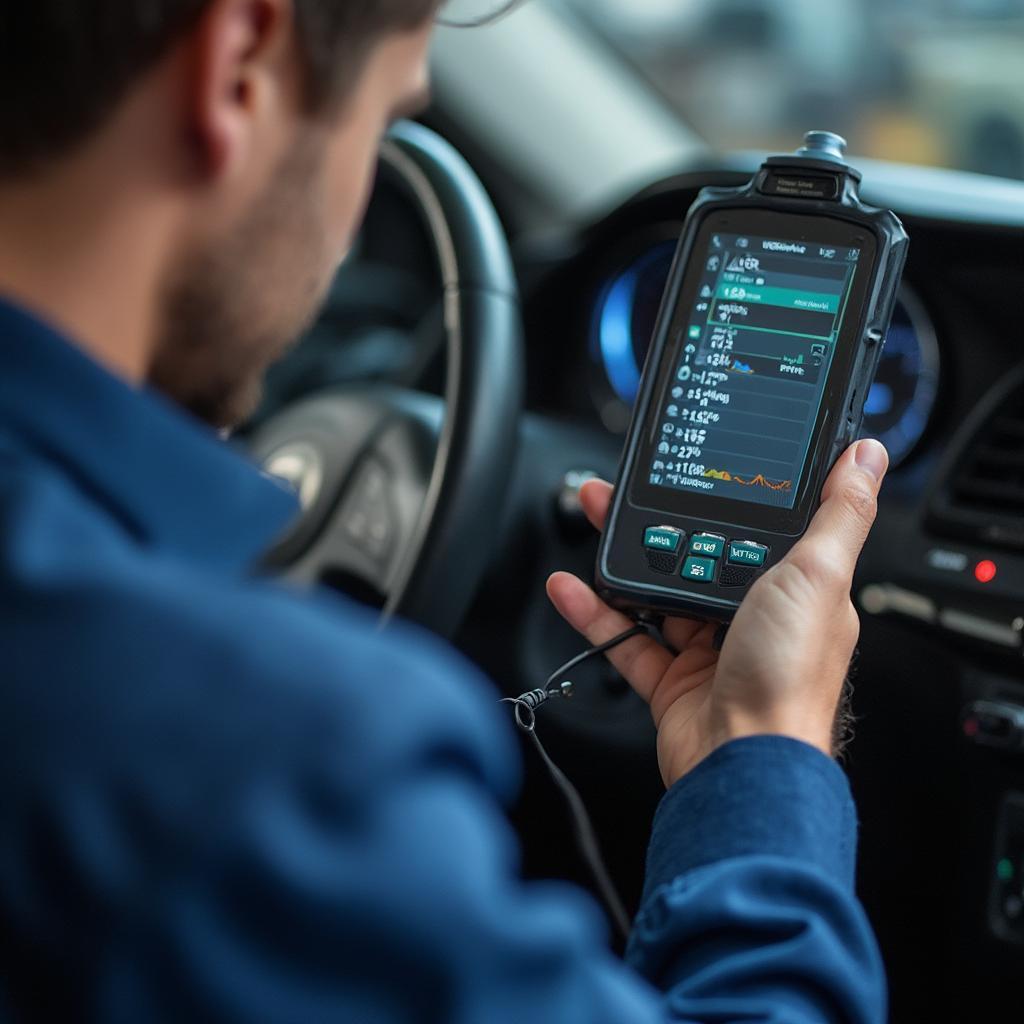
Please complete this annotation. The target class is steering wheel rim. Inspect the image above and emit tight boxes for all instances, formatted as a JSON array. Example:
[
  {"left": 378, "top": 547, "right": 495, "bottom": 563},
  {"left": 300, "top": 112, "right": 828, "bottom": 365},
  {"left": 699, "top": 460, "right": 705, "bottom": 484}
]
[{"left": 248, "top": 121, "right": 523, "bottom": 638}]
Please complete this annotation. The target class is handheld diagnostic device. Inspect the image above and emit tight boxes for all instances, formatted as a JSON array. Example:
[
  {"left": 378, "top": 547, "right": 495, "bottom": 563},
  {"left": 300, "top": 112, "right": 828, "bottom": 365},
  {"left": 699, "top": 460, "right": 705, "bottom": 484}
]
[{"left": 596, "top": 132, "right": 909, "bottom": 622}]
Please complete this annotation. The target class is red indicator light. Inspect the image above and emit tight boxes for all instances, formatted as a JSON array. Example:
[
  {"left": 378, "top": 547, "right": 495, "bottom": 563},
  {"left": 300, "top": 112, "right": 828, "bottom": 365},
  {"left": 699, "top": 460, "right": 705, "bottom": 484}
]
[{"left": 975, "top": 560, "right": 997, "bottom": 584}]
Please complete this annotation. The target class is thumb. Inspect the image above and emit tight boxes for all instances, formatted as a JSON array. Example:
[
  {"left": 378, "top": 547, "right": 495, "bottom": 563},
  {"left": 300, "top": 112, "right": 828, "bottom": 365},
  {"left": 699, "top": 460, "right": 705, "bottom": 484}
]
[{"left": 784, "top": 439, "right": 888, "bottom": 590}]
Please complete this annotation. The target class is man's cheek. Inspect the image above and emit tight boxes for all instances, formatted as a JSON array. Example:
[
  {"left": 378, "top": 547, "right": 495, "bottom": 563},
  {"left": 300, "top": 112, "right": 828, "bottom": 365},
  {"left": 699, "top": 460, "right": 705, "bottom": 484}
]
[
  {"left": 330, "top": 137, "right": 381, "bottom": 252},
  {"left": 337, "top": 179, "right": 372, "bottom": 256}
]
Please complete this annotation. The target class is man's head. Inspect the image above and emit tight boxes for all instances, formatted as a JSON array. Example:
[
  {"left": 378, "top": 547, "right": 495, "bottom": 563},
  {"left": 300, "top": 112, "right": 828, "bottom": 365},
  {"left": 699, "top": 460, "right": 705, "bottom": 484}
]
[{"left": 0, "top": 1, "right": 440, "bottom": 425}]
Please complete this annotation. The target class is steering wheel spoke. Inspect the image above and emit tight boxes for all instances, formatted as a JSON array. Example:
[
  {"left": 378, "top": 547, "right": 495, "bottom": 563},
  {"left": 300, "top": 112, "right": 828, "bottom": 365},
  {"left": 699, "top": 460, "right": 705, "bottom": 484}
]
[
  {"left": 247, "top": 123, "right": 522, "bottom": 637},
  {"left": 249, "top": 386, "right": 435, "bottom": 595}
]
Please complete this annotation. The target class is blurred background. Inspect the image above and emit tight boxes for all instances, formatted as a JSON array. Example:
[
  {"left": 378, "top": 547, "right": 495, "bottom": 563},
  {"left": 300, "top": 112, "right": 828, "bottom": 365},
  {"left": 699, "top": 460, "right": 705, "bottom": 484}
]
[{"left": 560, "top": 0, "right": 1024, "bottom": 181}]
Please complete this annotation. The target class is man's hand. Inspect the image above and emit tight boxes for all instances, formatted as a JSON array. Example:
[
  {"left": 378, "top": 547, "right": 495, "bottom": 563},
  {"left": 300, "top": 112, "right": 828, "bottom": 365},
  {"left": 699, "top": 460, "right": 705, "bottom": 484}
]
[{"left": 547, "top": 439, "right": 889, "bottom": 788}]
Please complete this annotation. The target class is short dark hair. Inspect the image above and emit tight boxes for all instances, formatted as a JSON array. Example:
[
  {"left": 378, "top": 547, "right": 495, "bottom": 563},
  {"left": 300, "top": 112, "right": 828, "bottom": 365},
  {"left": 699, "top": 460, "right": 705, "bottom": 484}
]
[{"left": 0, "top": 1, "right": 440, "bottom": 179}]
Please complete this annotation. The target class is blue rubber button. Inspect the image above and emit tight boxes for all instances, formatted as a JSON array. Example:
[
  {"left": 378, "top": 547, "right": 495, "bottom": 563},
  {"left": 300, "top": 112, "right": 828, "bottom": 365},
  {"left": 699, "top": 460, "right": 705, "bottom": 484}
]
[
  {"left": 644, "top": 527, "right": 682, "bottom": 553},
  {"left": 681, "top": 556, "right": 716, "bottom": 583},
  {"left": 689, "top": 534, "right": 725, "bottom": 558},
  {"left": 728, "top": 541, "right": 768, "bottom": 567}
]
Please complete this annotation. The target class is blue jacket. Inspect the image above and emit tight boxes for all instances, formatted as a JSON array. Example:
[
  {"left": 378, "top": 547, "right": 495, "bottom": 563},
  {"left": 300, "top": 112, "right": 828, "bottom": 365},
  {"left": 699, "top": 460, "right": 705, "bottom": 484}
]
[{"left": 0, "top": 297, "right": 885, "bottom": 1022}]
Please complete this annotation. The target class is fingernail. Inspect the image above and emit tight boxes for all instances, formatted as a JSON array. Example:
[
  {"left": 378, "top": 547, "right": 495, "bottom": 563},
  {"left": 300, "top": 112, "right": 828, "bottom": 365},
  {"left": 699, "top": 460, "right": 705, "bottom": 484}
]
[{"left": 855, "top": 439, "right": 888, "bottom": 484}]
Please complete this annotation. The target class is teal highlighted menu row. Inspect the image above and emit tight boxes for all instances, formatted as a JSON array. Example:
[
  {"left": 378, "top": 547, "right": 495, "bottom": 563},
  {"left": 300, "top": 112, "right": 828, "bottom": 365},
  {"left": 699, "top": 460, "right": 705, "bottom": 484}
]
[
  {"left": 644, "top": 527, "right": 682, "bottom": 552},
  {"left": 716, "top": 282, "right": 840, "bottom": 314}
]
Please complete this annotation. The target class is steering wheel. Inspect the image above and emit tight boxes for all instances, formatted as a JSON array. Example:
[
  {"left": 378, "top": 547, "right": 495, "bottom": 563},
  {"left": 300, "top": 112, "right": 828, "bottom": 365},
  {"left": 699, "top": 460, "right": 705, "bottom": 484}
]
[{"left": 247, "top": 122, "right": 523, "bottom": 639}]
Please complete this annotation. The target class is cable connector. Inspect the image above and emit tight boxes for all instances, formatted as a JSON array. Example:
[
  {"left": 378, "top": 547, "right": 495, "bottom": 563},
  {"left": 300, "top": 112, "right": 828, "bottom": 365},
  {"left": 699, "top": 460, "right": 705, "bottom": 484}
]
[
  {"left": 503, "top": 680, "right": 574, "bottom": 732},
  {"left": 499, "top": 619, "right": 663, "bottom": 942}
]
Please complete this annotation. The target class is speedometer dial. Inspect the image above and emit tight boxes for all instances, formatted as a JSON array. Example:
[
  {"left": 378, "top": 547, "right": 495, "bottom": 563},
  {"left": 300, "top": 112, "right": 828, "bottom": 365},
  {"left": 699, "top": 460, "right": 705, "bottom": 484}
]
[
  {"left": 592, "top": 241, "right": 676, "bottom": 409},
  {"left": 591, "top": 243, "right": 939, "bottom": 466},
  {"left": 857, "top": 286, "right": 940, "bottom": 465}
]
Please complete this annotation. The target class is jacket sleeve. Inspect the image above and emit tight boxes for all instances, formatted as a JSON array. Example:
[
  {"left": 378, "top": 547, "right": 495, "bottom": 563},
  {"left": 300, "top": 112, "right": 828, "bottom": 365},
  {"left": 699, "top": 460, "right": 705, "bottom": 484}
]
[
  {"left": 627, "top": 736, "right": 888, "bottom": 1023},
  {"left": 88, "top": 597, "right": 886, "bottom": 1024}
]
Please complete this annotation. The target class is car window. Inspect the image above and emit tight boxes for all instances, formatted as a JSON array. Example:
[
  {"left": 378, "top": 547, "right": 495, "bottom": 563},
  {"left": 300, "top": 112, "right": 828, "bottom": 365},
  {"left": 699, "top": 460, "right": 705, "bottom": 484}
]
[{"left": 557, "top": 0, "right": 1024, "bottom": 181}]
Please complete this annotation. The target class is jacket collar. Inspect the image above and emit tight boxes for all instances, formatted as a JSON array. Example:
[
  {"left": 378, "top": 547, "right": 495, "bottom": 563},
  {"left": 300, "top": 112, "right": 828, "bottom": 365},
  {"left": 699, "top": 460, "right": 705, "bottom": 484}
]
[{"left": 0, "top": 297, "right": 298, "bottom": 572}]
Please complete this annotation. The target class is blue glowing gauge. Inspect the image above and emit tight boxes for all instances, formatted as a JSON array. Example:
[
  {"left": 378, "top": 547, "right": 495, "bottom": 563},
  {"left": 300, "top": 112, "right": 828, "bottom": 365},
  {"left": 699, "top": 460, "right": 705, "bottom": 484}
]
[
  {"left": 592, "top": 243, "right": 939, "bottom": 466},
  {"left": 857, "top": 286, "right": 940, "bottom": 466},
  {"left": 593, "top": 242, "right": 677, "bottom": 408}
]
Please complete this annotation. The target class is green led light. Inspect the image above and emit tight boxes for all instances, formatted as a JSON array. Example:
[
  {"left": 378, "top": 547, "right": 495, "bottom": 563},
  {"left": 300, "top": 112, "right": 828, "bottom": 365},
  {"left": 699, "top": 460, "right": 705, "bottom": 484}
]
[{"left": 997, "top": 858, "right": 1014, "bottom": 882}]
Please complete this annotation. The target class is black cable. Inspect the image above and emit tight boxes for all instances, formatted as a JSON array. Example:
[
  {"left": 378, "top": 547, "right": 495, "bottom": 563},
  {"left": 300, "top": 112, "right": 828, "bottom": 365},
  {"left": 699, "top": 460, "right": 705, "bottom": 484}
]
[
  {"left": 543, "top": 623, "right": 647, "bottom": 693},
  {"left": 504, "top": 622, "right": 658, "bottom": 943},
  {"left": 525, "top": 727, "right": 632, "bottom": 941}
]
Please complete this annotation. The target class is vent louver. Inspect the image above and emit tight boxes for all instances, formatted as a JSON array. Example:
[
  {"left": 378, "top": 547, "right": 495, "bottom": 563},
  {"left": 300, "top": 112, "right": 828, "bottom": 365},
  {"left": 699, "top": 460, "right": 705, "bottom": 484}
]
[{"left": 930, "top": 370, "right": 1024, "bottom": 552}]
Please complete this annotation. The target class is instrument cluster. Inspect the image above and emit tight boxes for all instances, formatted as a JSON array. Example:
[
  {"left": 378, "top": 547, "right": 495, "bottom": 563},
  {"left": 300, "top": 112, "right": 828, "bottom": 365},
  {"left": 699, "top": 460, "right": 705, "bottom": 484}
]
[{"left": 588, "top": 234, "right": 940, "bottom": 466}]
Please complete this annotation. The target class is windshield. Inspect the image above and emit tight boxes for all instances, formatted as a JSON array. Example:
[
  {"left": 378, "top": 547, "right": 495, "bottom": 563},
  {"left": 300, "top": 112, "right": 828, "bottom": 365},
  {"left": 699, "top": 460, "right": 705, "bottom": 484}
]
[{"left": 558, "top": 0, "right": 1024, "bottom": 182}]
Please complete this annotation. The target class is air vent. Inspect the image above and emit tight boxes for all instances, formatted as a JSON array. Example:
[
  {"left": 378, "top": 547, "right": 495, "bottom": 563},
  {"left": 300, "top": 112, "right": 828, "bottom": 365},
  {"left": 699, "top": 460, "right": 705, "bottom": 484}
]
[
  {"left": 929, "top": 369, "right": 1024, "bottom": 552},
  {"left": 951, "top": 392, "right": 1024, "bottom": 512}
]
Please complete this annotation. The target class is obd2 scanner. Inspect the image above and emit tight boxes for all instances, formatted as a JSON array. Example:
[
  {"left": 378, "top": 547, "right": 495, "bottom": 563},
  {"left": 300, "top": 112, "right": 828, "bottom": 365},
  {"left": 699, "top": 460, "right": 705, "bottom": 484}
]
[{"left": 597, "top": 132, "right": 909, "bottom": 622}]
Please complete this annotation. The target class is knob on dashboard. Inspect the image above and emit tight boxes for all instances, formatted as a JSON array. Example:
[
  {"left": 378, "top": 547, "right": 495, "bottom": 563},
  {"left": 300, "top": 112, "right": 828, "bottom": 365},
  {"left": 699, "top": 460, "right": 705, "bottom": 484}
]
[
  {"left": 555, "top": 469, "right": 600, "bottom": 537},
  {"left": 962, "top": 700, "right": 1024, "bottom": 752}
]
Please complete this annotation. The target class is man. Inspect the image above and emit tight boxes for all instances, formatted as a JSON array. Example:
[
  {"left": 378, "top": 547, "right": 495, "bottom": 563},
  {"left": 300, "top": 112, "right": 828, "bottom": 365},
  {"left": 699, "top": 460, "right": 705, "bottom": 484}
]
[{"left": 0, "top": 1, "right": 889, "bottom": 1020}]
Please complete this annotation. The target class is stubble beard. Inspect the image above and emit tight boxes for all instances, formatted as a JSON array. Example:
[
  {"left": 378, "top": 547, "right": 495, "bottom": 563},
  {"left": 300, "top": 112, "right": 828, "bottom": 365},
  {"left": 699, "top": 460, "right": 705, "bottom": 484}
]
[{"left": 150, "top": 139, "right": 332, "bottom": 429}]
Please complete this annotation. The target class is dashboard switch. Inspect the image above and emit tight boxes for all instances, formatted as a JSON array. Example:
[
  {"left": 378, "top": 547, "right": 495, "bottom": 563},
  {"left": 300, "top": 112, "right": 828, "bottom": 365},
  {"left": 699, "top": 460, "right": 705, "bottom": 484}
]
[
  {"left": 859, "top": 583, "right": 937, "bottom": 623},
  {"left": 940, "top": 608, "right": 1023, "bottom": 650},
  {"left": 962, "top": 700, "right": 1024, "bottom": 752},
  {"left": 556, "top": 469, "right": 600, "bottom": 536},
  {"left": 990, "top": 794, "right": 1024, "bottom": 945}
]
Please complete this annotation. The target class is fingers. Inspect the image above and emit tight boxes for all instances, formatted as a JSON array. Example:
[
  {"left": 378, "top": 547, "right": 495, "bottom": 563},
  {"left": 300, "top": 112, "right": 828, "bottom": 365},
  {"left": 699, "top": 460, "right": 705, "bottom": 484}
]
[
  {"left": 661, "top": 614, "right": 709, "bottom": 653},
  {"left": 785, "top": 439, "right": 888, "bottom": 590},
  {"left": 573, "top": 477, "right": 709, "bottom": 651},
  {"left": 546, "top": 571, "right": 673, "bottom": 701},
  {"left": 578, "top": 478, "right": 613, "bottom": 533}
]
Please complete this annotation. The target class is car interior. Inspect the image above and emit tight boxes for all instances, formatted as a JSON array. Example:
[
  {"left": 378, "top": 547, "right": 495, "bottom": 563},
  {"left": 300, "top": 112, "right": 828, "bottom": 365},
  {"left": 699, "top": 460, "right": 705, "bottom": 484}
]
[{"left": 243, "top": 3, "right": 1024, "bottom": 1019}]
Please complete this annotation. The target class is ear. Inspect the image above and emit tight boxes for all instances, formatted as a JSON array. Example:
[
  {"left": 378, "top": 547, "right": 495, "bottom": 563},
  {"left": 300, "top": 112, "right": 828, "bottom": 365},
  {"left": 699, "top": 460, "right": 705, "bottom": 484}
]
[{"left": 187, "top": 0, "right": 295, "bottom": 178}]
